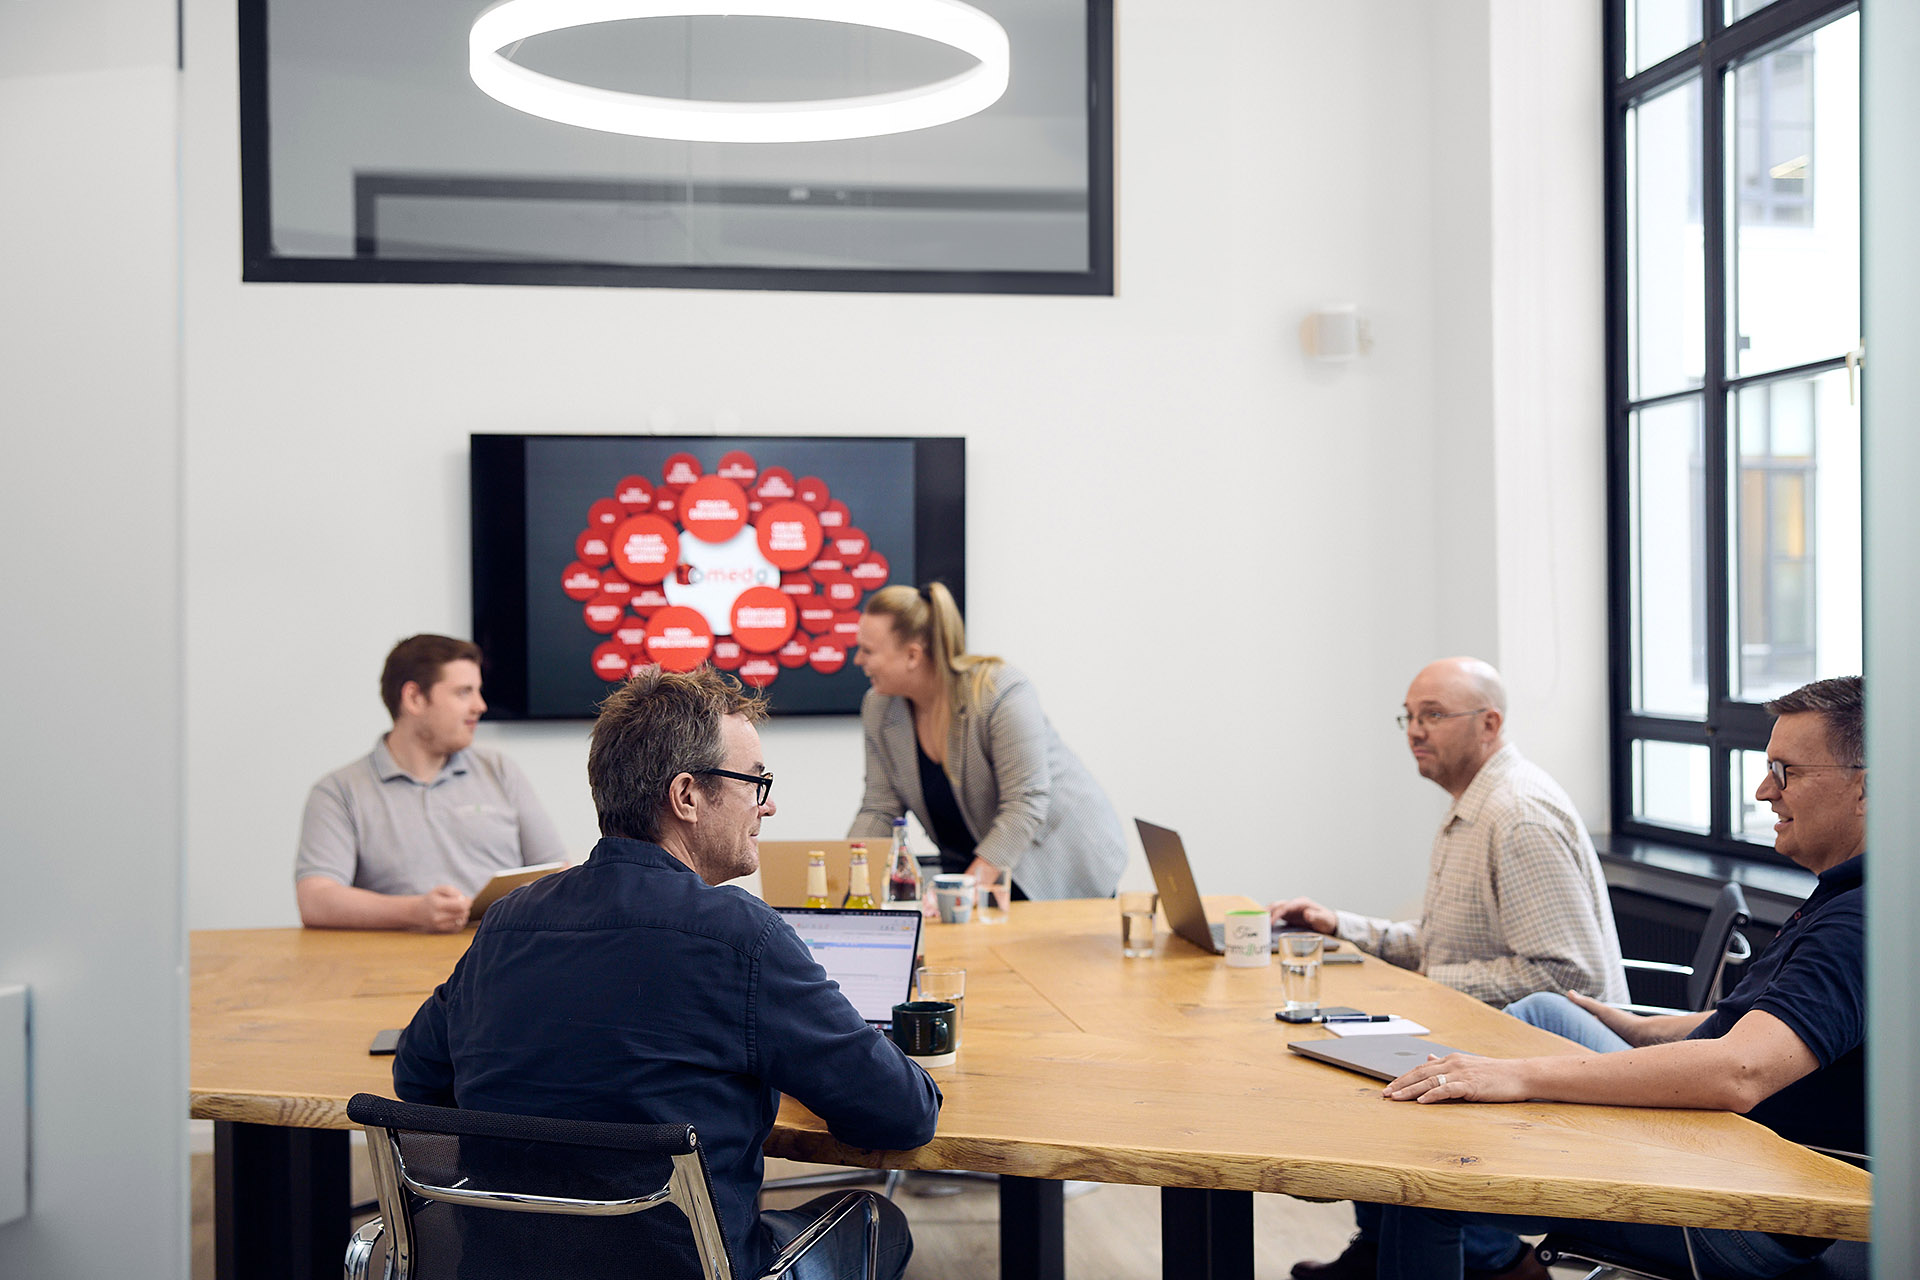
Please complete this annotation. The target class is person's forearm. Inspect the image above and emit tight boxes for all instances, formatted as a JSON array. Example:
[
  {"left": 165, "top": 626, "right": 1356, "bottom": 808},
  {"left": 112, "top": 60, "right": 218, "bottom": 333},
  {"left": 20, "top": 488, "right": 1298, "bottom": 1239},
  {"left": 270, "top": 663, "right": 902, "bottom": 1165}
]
[
  {"left": 1515, "top": 1036, "right": 1776, "bottom": 1112},
  {"left": 297, "top": 879, "right": 423, "bottom": 930}
]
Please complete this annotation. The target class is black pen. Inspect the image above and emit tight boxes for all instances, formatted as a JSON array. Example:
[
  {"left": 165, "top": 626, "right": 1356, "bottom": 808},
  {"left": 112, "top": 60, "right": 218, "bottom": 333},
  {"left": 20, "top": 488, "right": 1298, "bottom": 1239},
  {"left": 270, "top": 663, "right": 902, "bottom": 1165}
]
[{"left": 1318, "top": 1014, "right": 1390, "bottom": 1024}]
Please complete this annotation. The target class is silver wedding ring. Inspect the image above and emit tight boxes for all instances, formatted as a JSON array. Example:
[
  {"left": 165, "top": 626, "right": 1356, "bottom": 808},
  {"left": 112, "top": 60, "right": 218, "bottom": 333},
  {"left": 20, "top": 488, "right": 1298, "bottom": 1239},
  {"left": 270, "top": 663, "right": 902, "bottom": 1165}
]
[{"left": 1435, "top": 1074, "right": 1447, "bottom": 1086}]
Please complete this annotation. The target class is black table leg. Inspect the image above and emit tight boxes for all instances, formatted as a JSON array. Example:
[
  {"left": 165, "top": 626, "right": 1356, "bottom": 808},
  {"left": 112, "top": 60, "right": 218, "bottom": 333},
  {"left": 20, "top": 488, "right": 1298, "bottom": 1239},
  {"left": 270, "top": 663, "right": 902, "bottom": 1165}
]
[
  {"left": 1161, "top": 1186, "right": 1254, "bottom": 1280},
  {"left": 214, "top": 1121, "right": 350, "bottom": 1280},
  {"left": 999, "top": 1175, "right": 1065, "bottom": 1280}
]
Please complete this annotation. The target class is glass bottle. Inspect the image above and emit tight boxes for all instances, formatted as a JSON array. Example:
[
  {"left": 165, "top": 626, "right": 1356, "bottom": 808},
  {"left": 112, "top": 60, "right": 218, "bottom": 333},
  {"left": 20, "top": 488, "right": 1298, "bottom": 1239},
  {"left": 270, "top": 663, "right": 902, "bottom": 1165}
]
[
  {"left": 844, "top": 848, "right": 877, "bottom": 910},
  {"left": 803, "top": 850, "right": 831, "bottom": 909},
  {"left": 886, "top": 818, "right": 921, "bottom": 906}
]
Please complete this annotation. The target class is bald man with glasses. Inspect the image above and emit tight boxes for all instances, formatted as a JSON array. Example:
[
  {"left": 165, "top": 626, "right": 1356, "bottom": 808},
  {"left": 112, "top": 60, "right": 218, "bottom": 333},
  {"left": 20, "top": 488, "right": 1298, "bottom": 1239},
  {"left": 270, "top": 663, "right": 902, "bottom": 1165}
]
[{"left": 1277, "top": 657, "right": 1628, "bottom": 1280}]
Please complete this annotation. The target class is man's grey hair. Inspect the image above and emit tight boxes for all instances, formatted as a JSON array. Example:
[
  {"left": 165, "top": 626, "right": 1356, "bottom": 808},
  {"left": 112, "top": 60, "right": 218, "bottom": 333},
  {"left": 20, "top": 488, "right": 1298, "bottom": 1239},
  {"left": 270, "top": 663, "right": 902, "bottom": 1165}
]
[
  {"left": 1765, "top": 676, "right": 1864, "bottom": 768},
  {"left": 588, "top": 666, "right": 767, "bottom": 842}
]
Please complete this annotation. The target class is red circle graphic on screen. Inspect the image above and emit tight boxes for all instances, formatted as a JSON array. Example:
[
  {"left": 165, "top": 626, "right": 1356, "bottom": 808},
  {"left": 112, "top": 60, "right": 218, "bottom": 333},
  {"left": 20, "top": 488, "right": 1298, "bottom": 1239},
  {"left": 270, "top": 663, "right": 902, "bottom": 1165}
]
[
  {"left": 561, "top": 561, "right": 602, "bottom": 601},
  {"left": 730, "top": 586, "right": 798, "bottom": 653},
  {"left": 652, "top": 486, "right": 682, "bottom": 520},
  {"left": 753, "top": 467, "right": 797, "bottom": 504},
  {"left": 587, "top": 498, "right": 625, "bottom": 533},
  {"left": 614, "top": 614, "right": 648, "bottom": 647},
  {"left": 831, "top": 611, "right": 862, "bottom": 645},
  {"left": 615, "top": 474, "right": 654, "bottom": 512},
  {"left": 831, "top": 527, "right": 870, "bottom": 561},
  {"left": 812, "top": 568, "right": 860, "bottom": 609},
  {"left": 777, "top": 637, "right": 810, "bottom": 668},
  {"left": 716, "top": 451, "right": 758, "bottom": 484},
  {"left": 610, "top": 515, "right": 680, "bottom": 584},
  {"left": 818, "top": 500, "right": 850, "bottom": 531},
  {"left": 779, "top": 570, "right": 816, "bottom": 597},
  {"left": 796, "top": 595, "right": 837, "bottom": 634},
  {"left": 848, "top": 552, "right": 889, "bottom": 586},
  {"left": 583, "top": 595, "right": 626, "bottom": 634},
  {"left": 679, "top": 476, "right": 751, "bottom": 544},
  {"left": 575, "top": 530, "right": 612, "bottom": 567},
  {"left": 662, "top": 453, "right": 703, "bottom": 487},
  {"left": 596, "top": 569, "right": 633, "bottom": 601},
  {"left": 737, "top": 657, "right": 779, "bottom": 687},
  {"left": 794, "top": 475, "right": 830, "bottom": 510},
  {"left": 644, "top": 606, "right": 715, "bottom": 672},
  {"left": 808, "top": 640, "right": 848, "bottom": 674},
  {"left": 711, "top": 637, "right": 745, "bottom": 671},
  {"left": 630, "top": 584, "right": 670, "bottom": 615},
  {"left": 591, "top": 641, "right": 632, "bottom": 681},
  {"left": 755, "top": 502, "right": 823, "bottom": 571}
]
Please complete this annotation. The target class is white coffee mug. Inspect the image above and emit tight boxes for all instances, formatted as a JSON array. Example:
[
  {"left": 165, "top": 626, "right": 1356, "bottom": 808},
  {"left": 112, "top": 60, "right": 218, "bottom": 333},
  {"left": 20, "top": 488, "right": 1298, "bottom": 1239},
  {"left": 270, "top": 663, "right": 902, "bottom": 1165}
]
[{"left": 1223, "top": 910, "right": 1270, "bottom": 968}]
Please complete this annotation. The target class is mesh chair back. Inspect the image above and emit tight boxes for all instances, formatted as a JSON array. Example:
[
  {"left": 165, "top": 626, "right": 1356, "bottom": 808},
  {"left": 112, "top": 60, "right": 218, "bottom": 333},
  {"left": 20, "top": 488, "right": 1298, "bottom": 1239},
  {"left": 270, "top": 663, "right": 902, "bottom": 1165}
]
[
  {"left": 346, "top": 1093, "right": 735, "bottom": 1280},
  {"left": 1684, "top": 882, "right": 1751, "bottom": 1012}
]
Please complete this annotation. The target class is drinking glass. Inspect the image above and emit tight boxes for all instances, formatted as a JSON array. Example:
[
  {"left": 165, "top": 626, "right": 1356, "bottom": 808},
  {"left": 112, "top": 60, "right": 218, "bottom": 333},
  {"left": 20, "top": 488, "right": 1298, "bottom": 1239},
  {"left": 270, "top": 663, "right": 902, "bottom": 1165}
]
[
  {"left": 915, "top": 967, "right": 966, "bottom": 1050},
  {"left": 1118, "top": 891, "right": 1158, "bottom": 957},
  {"left": 1277, "top": 932, "right": 1323, "bottom": 1016}
]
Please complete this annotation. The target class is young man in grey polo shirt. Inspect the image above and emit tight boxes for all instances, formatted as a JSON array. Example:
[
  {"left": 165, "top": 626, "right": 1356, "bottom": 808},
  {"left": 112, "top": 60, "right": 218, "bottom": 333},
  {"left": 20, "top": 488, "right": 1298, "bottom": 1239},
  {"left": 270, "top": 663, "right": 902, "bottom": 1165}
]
[{"left": 295, "top": 634, "right": 566, "bottom": 931}]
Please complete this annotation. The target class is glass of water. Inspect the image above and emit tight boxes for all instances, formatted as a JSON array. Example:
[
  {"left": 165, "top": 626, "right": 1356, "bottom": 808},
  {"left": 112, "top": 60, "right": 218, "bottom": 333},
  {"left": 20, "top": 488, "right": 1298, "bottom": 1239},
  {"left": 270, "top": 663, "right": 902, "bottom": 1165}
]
[
  {"left": 1277, "top": 932, "right": 1324, "bottom": 1016},
  {"left": 915, "top": 967, "right": 966, "bottom": 1050},
  {"left": 1118, "top": 891, "right": 1158, "bottom": 957}
]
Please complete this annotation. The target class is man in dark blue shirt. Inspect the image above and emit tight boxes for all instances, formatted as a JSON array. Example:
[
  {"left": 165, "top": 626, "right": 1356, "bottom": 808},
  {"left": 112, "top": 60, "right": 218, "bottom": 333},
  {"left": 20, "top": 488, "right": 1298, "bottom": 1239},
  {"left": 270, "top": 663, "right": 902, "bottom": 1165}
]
[
  {"left": 1369, "top": 675, "right": 1867, "bottom": 1280},
  {"left": 394, "top": 665, "right": 942, "bottom": 1280}
]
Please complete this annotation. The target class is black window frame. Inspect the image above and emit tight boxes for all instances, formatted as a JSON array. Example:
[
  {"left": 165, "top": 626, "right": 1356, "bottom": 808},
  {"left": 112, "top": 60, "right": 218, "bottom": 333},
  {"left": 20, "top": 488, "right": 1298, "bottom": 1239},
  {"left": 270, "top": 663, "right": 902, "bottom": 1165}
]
[
  {"left": 1605, "top": 0, "right": 1859, "bottom": 858},
  {"left": 236, "top": 0, "right": 1115, "bottom": 296}
]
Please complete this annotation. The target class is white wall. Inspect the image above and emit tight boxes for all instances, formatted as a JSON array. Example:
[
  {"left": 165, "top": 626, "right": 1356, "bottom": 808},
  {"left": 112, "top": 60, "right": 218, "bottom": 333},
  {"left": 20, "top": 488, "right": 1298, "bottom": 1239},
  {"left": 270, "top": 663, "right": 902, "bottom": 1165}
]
[
  {"left": 181, "top": 0, "right": 1606, "bottom": 931},
  {"left": 0, "top": 2, "right": 186, "bottom": 1275}
]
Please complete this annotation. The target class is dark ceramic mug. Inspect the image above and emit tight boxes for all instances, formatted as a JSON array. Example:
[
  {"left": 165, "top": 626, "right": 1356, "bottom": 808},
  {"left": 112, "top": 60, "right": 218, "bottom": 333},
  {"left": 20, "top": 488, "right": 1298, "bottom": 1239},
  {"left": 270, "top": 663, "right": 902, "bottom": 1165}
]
[{"left": 890, "top": 1000, "right": 957, "bottom": 1066}]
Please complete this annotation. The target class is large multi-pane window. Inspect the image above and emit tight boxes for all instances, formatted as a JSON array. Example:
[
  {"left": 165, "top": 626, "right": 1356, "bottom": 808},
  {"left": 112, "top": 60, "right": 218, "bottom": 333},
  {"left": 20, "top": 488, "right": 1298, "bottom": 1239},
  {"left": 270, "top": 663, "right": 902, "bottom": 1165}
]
[{"left": 1608, "top": 0, "right": 1861, "bottom": 857}]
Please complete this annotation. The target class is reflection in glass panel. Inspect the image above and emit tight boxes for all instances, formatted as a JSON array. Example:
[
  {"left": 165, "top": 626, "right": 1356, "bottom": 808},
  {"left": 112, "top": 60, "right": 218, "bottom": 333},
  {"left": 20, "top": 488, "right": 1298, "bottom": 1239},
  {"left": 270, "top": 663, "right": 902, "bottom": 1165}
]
[
  {"left": 1732, "top": 750, "right": 1777, "bottom": 848},
  {"left": 1633, "top": 739, "right": 1711, "bottom": 832},
  {"left": 1730, "top": 369, "right": 1861, "bottom": 704},
  {"left": 1631, "top": 398, "right": 1707, "bottom": 717},
  {"left": 1729, "top": 0, "right": 1781, "bottom": 24},
  {"left": 1731, "top": 14, "right": 1860, "bottom": 377},
  {"left": 1628, "top": 77, "right": 1704, "bottom": 399},
  {"left": 1628, "top": 1, "right": 1702, "bottom": 76}
]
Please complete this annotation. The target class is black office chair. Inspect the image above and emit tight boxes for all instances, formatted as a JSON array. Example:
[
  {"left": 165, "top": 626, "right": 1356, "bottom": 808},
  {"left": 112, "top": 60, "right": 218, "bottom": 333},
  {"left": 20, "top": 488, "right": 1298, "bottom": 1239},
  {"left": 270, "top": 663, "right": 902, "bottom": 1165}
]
[
  {"left": 1535, "top": 1233, "right": 1868, "bottom": 1280},
  {"left": 344, "top": 1092, "right": 881, "bottom": 1280},
  {"left": 1615, "top": 882, "right": 1751, "bottom": 1015}
]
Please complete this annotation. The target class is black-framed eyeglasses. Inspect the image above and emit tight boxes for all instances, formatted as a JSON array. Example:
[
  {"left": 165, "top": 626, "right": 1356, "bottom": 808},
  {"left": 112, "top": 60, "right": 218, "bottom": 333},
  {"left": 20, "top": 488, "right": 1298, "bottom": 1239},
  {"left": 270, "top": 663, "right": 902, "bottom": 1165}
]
[
  {"left": 1395, "top": 707, "right": 1488, "bottom": 732},
  {"left": 1763, "top": 760, "right": 1862, "bottom": 790},
  {"left": 697, "top": 768, "right": 774, "bottom": 806}
]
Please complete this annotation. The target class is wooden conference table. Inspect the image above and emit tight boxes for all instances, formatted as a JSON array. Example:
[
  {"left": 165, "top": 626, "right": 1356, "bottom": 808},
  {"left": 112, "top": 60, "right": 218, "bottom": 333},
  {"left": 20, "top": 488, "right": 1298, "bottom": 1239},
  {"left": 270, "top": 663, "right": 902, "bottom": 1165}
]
[{"left": 191, "top": 899, "right": 1870, "bottom": 1280}]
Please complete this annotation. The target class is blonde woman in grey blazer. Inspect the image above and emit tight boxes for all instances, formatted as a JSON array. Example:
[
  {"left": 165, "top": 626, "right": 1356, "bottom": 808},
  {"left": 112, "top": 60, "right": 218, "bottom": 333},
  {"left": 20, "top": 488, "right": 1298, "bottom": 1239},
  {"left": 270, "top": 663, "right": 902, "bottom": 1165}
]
[{"left": 848, "top": 583, "right": 1126, "bottom": 901}]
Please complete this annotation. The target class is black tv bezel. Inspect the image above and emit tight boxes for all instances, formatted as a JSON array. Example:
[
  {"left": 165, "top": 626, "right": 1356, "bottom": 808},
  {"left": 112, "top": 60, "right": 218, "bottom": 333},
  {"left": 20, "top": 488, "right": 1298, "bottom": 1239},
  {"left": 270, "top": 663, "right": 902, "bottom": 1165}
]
[{"left": 471, "top": 432, "right": 966, "bottom": 720}]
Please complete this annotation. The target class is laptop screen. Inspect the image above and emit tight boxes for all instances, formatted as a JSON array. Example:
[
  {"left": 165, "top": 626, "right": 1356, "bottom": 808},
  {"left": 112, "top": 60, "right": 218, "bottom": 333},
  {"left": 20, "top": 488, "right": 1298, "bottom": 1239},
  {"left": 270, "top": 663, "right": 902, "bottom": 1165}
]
[{"left": 775, "top": 907, "right": 923, "bottom": 1026}]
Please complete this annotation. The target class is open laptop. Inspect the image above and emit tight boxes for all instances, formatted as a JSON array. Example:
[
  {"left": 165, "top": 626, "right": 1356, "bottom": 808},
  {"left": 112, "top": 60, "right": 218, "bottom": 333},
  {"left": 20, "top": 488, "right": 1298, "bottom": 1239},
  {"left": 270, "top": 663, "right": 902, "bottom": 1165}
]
[
  {"left": 1136, "top": 819, "right": 1298, "bottom": 955},
  {"left": 1287, "top": 1034, "right": 1472, "bottom": 1081},
  {"left": 775, "top": 906, "right": 923, "bottom": 1032}
]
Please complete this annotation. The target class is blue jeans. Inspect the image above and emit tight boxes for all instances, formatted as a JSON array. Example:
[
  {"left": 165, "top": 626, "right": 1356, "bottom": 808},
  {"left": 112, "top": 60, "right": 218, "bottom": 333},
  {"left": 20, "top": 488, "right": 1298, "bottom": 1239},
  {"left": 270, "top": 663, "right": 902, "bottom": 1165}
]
[
  {"left": 1373, "top": 994, "right": 1828, "bottom": 1280},
  {"left": 763, "top": 1191, "right": 913, "bottom": 1280}
]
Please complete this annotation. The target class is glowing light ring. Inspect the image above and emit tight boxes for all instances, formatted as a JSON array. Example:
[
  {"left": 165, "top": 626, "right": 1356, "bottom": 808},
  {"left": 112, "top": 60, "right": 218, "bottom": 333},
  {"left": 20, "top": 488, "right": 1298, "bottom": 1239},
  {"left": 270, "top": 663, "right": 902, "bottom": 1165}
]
[{"left": 469, "top": 0, "right": 1011, "bottom": 144}]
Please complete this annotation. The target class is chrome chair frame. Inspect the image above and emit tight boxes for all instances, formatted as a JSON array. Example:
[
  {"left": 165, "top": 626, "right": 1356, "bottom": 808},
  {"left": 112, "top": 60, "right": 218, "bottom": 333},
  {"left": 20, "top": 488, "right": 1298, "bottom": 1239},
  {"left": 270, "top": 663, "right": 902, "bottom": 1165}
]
[
  {"left": 343, "top": 1093, "right": 879, "bottom": 1280},
  {"left": 1613, "top": 882, "right": 1751, "bottom": 1016}
]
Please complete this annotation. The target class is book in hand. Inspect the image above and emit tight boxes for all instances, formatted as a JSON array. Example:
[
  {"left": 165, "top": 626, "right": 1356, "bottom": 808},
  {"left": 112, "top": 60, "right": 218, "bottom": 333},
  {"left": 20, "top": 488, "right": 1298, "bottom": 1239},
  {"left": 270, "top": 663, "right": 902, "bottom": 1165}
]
[{"left": 468, "top": 861, "right": 567, "bottom": 922}]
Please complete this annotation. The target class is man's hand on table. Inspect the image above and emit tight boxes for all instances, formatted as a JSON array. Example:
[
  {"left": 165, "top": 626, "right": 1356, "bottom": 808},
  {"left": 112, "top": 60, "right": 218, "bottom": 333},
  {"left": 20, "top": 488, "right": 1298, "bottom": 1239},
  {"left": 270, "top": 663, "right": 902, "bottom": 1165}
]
[
  {"left": 416, "top": 885, "right": 473, "bottom": 932},
  {"left": 1268, "top": 897, "right": 1337, "bottom": 934},
  {"left": 1382, "top": 1052, "right": 1527, "bottom": 1104}
]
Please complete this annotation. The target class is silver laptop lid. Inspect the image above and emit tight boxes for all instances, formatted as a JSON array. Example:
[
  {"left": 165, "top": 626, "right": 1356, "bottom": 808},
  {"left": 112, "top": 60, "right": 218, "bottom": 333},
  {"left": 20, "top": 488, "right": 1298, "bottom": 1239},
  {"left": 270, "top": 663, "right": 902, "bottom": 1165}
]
[
  {"left": 1286, "top": 1035, "right": 1472, "bottom": 1082},
  {"left": 1135, "top": 818, "right": 1225, "bottom": 954},
  {"left": 776, "top": 907, "right": 923, "bottom": 1028}
]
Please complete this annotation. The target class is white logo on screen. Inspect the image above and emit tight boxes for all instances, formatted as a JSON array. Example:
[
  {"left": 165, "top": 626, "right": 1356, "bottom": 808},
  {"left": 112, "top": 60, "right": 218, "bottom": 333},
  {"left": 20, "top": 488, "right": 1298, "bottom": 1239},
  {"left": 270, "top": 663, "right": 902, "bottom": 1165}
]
[{"left": 663, "top": 527, "right": 778, "bottom": 635}]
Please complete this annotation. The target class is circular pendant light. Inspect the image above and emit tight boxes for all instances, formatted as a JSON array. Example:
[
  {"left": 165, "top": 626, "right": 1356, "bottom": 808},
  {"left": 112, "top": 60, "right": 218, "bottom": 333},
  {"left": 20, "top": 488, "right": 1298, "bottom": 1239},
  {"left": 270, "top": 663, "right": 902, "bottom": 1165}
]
[{"left": 468, "top": 0, "right": 1012, "bottom": 144}]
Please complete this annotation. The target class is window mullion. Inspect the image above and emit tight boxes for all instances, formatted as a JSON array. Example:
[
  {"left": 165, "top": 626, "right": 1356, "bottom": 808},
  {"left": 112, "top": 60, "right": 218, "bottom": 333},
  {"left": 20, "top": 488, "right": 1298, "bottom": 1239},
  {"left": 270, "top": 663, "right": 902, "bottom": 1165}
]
[{"left": 1701, "top": 47, "right": 1734, "bottom": 842}]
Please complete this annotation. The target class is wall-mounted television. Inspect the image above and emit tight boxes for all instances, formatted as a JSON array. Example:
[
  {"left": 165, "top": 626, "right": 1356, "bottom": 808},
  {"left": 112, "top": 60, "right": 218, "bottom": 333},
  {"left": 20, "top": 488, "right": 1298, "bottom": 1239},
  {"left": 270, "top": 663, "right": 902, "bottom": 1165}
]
[{"left": 471, "top": 434, "right": 965, "bottom": 718}]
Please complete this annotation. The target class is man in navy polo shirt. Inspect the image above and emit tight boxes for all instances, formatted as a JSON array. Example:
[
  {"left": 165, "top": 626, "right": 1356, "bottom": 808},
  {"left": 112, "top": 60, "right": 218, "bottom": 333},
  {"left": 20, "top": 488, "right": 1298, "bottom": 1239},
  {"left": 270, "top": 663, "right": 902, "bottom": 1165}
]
[
  {"left": 1370, "top": 675, "right": 1866, "bottom": 1280},
  {"left": 394, "top": 665, "right": 940, "bottom": 1280}
]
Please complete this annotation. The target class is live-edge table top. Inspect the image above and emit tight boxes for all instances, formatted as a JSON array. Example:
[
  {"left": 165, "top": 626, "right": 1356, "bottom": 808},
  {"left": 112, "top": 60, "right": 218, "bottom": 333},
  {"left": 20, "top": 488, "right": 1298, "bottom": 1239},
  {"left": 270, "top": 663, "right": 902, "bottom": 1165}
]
[{"left": 190, "top": 898, "right": 1869, "bottom": 1240}]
